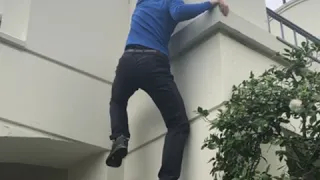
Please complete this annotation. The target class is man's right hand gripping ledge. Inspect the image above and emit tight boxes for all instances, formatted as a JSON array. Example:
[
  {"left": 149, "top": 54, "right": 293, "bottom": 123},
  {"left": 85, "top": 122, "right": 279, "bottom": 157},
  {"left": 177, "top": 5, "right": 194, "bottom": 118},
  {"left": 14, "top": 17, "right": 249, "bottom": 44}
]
[
  {"left": 170, "top": 0, "right": 229, "bottom": 22},
  {"left": 211, "top": 0, "right": 229, "bottom": 16}
]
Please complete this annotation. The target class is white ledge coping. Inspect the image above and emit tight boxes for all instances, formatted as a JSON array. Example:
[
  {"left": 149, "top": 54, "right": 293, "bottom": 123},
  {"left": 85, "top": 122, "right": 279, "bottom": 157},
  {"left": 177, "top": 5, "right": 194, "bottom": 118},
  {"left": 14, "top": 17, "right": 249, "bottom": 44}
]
[
  {"left": 169, "top": 9, "right": 285, "bottom": 62},
  {"left": 0, "top": 31, "right": 26, "bottom": 49}
]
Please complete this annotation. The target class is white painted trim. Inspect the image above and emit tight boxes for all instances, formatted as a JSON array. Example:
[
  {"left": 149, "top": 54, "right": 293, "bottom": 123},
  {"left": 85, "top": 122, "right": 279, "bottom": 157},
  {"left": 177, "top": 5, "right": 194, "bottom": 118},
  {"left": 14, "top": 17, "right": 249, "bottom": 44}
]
[
  {"left": 0, "top": 32, "right": 113, "bottom": 86},
  {"left": 0, "top": 31, "right": 26, "bottom": 48},
  {"left": 169, "top": 10, "right": 285, "bottom": 63}
]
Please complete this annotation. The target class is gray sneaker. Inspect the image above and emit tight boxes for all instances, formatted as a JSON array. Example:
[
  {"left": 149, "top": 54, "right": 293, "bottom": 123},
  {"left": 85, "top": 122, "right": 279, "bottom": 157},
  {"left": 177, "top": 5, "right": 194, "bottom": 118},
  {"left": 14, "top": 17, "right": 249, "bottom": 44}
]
[{"left": 106, "top": 135, "right": 129, "bottom": 167}]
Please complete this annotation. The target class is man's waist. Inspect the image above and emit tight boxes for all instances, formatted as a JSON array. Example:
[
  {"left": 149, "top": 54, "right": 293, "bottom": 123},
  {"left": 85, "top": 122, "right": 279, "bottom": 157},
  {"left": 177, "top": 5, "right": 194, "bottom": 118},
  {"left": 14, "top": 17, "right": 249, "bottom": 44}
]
[
  {"left": 125, "top": 44, "right": 168, "bottom": 58},
  {"left": 125, "top": 36, "right": 169, "bottom": 55},
  {"left": 125, "top": 44, "right": 154, "bottom": 51}
]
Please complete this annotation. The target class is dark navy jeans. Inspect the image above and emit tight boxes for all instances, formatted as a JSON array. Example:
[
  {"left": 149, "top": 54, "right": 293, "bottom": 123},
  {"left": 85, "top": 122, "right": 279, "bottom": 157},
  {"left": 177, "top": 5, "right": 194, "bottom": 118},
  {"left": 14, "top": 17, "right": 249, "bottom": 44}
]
[{"left": 109, "top": 49, "right": 190, "bottom": 180}]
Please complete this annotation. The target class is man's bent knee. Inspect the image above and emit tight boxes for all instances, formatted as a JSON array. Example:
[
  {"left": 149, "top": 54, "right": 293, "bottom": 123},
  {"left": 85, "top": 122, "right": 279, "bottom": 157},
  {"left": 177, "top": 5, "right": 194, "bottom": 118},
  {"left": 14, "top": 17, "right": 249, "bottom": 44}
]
[
  {"left": 181, "top": 122, "right": 190, "bottom": 135},
  {"left": 165, "top": 112, "right": 190, "bottom": 132},
  {"left": 168, "top": 121, "right": 190, "bottom": 136}
]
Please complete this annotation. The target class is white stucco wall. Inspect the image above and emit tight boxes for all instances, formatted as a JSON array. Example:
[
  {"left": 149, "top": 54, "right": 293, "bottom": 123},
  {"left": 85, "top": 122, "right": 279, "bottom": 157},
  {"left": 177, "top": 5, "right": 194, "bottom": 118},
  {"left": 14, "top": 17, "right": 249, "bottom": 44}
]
[{"left": 26, "top": 0, "right": 130, "bottom": 82}]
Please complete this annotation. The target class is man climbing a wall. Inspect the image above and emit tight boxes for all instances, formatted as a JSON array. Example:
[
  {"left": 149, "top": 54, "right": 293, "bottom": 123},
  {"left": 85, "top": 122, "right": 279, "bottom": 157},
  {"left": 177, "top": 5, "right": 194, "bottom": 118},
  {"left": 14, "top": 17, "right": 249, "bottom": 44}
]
[{"left": 106, "top": 0, "right": 229, "bottom": 179}]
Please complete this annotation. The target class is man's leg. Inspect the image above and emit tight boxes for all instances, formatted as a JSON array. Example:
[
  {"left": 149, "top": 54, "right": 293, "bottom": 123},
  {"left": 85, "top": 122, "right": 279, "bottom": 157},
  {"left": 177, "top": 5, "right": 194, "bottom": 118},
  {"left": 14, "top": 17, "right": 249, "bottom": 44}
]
[
  {"left": 106, "top": 53, "right": 138, "bottom": 167},
  {"left": 141, "top": 57, "right": 190, "bottom": 180}
]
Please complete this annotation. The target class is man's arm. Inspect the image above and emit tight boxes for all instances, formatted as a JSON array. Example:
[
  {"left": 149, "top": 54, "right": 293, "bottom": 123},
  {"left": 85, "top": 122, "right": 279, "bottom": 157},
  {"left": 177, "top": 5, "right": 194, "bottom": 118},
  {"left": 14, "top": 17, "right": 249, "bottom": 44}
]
[{"left": 169, "top": 0, "right": 218, "bottom": 22}]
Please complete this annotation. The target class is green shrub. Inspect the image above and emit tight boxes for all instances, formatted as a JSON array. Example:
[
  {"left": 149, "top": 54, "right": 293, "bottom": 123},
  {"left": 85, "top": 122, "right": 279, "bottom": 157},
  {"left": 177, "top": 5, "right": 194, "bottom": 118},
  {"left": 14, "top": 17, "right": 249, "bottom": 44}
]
[{"left": 198, "top": 42, "right": 320, "bottom": 180}]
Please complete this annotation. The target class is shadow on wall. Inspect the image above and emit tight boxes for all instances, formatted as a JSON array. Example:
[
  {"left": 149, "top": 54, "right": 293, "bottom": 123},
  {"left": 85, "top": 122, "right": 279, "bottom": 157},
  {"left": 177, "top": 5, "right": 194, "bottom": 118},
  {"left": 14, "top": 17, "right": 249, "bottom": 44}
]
[{"left": 0, "top": 163, "right": 67, "bottom": 180}]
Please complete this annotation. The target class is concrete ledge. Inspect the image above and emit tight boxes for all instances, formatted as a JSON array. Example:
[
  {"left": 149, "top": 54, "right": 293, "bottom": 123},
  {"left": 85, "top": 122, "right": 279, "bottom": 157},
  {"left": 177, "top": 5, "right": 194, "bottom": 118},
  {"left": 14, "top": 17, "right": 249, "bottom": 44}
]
[
  {"left": 0, "top": 116, "right": 75, "bottom": 141},
  {"left": 170, "top": 10, "right": 286, "bottom": 64},
  {"left": 0, "top": 32, "right": 112, "bottom": 85},
  {"left": 0, "top": 32, "right": 26, "bottom": 49},
  {"left": 169, "top": 10, "right": 221, "bottom": 59},
  {"left": 0, "top": 117, "right": 107, "bottom": 168},
  {"left": 0, "top": 136, "right": 105, "bottom": 168}
]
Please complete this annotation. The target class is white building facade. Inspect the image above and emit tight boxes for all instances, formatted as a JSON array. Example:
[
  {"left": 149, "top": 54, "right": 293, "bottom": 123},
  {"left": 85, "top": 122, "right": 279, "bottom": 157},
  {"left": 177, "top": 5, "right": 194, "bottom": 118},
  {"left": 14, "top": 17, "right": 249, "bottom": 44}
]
[{"left": 0, "top": 0, "right": 318, "bottom": 179}]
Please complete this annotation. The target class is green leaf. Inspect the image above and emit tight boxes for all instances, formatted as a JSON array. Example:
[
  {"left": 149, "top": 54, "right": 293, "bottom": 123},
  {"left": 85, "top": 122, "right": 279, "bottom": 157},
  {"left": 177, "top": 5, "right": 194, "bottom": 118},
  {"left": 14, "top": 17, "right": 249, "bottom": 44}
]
[
  {"left": 284, "top": 48, "right": 291, "bottom": 53},
  {"left": 197, "top": 107, "right": 209, "bottom": 117},
  {"left": 250, "top": 71, "right": 254, "bottom": 79},
  {"left": 261, "top": 173, "right": 271, "bottom": 180},
  {"left": 208, "top": 157, "right": 215, "bottom": 163},
  {"left": 285, "top": 111, "right": 291, "bottom": 119},
  {"left": 310, "top": 115, "right": 317, "bottom": 125},
  {"left": 265, "top": 164, "right": 271, "bottom": 173},
  {"left": 279, "top": 118, "right": 290, "bottom": 123},
  {"left": 277, "top": 165, "right": 285, "bottom": 170},
  {"left": 201, "top": 143, "right": 207, "bottom": 150}
]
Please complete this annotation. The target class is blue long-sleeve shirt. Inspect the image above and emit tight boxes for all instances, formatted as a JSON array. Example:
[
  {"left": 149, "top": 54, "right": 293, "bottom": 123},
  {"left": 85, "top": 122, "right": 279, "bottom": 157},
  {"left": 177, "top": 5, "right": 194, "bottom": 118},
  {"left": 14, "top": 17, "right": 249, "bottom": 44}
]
[{"left": 126, "top": 0, "right": 215, "bottom": 56}]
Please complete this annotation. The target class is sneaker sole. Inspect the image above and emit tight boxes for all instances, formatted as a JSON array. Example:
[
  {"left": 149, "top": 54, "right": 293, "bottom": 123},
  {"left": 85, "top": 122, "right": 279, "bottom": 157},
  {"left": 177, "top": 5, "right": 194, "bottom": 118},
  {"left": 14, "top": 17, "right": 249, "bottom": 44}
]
[{"left": 106, "top": 146, "right": 128, "bottom": 168}]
